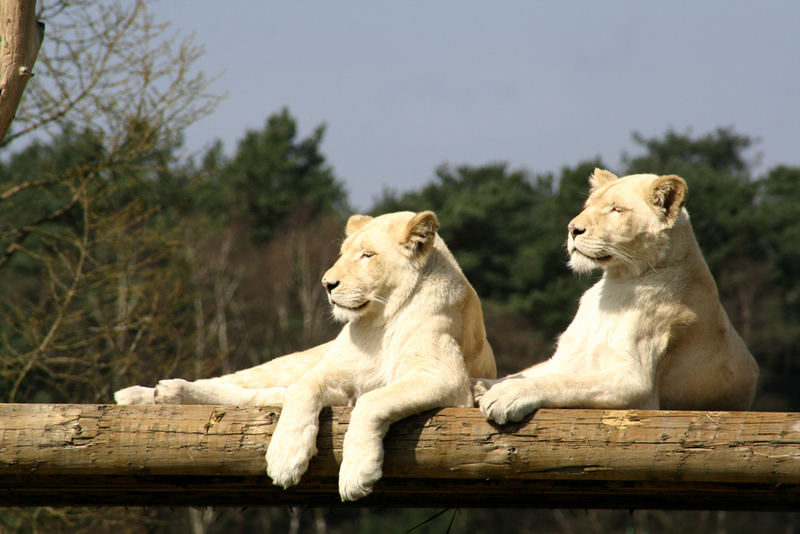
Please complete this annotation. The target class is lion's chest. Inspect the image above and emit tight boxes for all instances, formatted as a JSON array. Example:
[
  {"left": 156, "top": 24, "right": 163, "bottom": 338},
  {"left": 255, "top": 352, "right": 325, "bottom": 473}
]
[
  {"left": 555, "top": 279, "right": 669, "bottom": 371},
  {"left": 332, "top": 325, "right": 426, "bottom": 400}
]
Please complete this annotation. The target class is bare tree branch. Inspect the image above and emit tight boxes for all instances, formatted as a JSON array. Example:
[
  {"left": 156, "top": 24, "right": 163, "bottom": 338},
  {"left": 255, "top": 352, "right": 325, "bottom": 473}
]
[{"left": 0, "top": 184, "right": 82, "bottom": 269}]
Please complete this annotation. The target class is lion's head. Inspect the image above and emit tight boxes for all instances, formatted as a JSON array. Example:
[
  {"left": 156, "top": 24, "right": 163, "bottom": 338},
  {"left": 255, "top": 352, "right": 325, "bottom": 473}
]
[
  {"left": 322, "top": 211, "right": 440, "bottom": 323},
  {"left": 567, "top": 169, "right": 688, "bottom": 276}
]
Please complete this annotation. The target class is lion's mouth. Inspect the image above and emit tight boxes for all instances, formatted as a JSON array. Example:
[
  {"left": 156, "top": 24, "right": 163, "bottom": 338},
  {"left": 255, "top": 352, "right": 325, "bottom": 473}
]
[
  {"left": 332, "top": 301, "right": 369, "bottom": 312},
  {"left": 574, "top": 249, "right": 612, "bottom": 262}
]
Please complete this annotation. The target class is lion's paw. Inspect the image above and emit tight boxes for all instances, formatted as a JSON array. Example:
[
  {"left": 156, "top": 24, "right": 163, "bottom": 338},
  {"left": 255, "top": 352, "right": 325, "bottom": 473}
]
[
  {"left": 478, "top": 378, "right": 541, "bottom": 425},
  {"left": 338, "top": 433, "right": 383, "bottom": 501},
  {"left": 338, "top": 460, "right": 381, "bottom": 502},
  {"left": 114, "top": 385, "right": 155, "bottom": 405},
  {"left": 265, "top": 429, "right": 316, "bottom": 489},
  {"left": 154, "top": 379, "right": 192, "bottom": 404},
  {"left": 471, "top": 377, "right": 499, "bottom": 405}
]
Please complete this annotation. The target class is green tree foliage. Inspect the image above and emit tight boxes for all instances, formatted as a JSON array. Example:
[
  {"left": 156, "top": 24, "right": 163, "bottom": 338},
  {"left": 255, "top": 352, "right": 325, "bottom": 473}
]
[
  {"left": 0, "top": 0, "right": 220, "bottom": 409},
  {"left": 625, "top": 127, "right": 754, "bottom": 175},
  {"left": 216, "top": 107, "right": 348, "bottom": 242},
  {"left": 758, "top": 165, "right": 800, "bottom": 319},
  {"left": 174, "top": 108, "right": 349, "bottom": 375},
  {"left": 0, "top": 126, "right": 196, "bottom": 403}
]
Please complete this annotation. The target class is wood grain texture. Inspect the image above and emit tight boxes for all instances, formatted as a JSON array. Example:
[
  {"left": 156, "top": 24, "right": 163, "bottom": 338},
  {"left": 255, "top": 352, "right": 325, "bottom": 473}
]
[{"left": 1, "top": 404, "right": 799, "bottom": 509}]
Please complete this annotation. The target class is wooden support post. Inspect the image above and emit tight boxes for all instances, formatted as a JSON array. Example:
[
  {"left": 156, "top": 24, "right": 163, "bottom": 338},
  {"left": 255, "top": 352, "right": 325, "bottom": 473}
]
[{"left": 1, "top": 404, "right": 799, "bottom": 509}]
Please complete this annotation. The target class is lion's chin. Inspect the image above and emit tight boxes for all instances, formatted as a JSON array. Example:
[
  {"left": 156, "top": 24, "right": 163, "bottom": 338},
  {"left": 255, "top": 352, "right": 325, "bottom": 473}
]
[
  {"left": 568, "top": 250, "right": 612, "bottom": 273},
  {"left": 330, "top": 301, "right": 369, "bottom": 322}
]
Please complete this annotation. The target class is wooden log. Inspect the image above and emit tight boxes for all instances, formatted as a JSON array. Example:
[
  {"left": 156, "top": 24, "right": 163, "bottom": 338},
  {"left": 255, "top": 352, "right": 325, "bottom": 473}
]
[{"left": 1, "top": 404, "right": 799, "bottom": 509}]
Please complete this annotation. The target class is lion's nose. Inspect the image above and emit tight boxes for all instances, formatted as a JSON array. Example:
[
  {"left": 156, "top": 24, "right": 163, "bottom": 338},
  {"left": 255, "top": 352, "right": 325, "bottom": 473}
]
[
  {"left": 568, "top": 224, "right": 585, "bottom": 238},
  {"left": 322, "top": 278, "right": 340, "bottom": 293}
]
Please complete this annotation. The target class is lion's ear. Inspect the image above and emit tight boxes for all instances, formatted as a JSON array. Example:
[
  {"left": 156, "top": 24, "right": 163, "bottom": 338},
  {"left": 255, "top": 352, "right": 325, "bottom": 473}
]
[
  {"left": 651, "top": 175, "right": 687, "bottom": 220},
  {"left": 401, "top": 211, "right": 439, "bottom": 255},
  {"left": 345, "top": 214, "right": 373, "bottom": 236},
  {"left": 589, "top": 168, "right": 619, "bottom": 190}
]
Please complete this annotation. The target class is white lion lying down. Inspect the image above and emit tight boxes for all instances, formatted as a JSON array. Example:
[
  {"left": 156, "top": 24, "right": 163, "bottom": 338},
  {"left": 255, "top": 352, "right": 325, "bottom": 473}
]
[
  {"left": 115, "top": 211, "right": 496, "bottom": 501},
  {"left": 477, "top": 169, "right": 759, "bottom": 424}
]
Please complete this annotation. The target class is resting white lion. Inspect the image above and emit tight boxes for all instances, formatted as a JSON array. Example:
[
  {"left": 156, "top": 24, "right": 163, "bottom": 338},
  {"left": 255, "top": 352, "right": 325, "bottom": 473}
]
[
  {"left": 477, "top": 169, "right": 759, "bottom": 424},
  {"left": 115, "top": 210, "right": 496, "bottom": 501}
]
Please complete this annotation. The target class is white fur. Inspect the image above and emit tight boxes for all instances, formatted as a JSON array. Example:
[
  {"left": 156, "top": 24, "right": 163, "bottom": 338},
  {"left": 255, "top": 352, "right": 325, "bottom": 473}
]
[
  {"left": 477, "top": 170, "right": 759, "bottom": 424},
  {"left": 115, "top": 211, "right": 496, "bottom": 501}
]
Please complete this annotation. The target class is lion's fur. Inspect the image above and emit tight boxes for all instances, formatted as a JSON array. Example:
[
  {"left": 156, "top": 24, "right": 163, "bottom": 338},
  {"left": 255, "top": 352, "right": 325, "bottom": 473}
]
[
  {"left": 478, "top": 169, "right": 759, "bottom": 424},
  {"left": 115, "top": 211, "right": 496, "bottom": 501}
]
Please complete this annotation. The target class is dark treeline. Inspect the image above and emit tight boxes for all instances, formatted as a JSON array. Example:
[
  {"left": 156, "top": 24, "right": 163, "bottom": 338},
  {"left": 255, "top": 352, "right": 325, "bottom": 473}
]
[{"left": 2, "top": 109, "right": 799, "bottom": 531}]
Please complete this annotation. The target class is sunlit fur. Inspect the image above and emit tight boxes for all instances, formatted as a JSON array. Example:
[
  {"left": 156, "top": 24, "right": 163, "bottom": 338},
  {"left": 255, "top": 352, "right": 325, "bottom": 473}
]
[
  {"left": 115, "top": 211, "right": 496, "bottom": 502},
  {"left": 477, "top": 169, "right": 759, "bottom": 424}
]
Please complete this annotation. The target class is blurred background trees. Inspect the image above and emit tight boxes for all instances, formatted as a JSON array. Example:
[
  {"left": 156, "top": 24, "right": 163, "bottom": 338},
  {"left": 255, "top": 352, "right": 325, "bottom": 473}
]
[{"left": 2, "top": 2, "right": 800, "bottom": 533}]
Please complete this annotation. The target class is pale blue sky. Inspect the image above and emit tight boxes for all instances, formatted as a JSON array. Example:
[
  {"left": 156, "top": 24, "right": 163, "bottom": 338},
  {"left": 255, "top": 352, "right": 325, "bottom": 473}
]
[{"left": 152, "top": 1, "right": 800, "bottom": 209}]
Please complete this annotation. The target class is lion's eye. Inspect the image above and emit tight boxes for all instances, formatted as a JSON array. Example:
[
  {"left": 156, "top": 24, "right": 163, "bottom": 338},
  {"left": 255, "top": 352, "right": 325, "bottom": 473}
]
[
  {"left": 610, "top": 205, "right": 627, "bottom": 214},
  {"left": 360, "top": 251, "right": 375, "bottom": 260}
]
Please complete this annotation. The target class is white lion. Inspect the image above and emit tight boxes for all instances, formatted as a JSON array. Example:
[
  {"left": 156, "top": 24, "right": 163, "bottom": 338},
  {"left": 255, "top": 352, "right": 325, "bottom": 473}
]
[
  {"left": 115, "top": 211, "right": 496, "bottom": 501},
  {"left": 477, "top": 169, "right": 759, "bottom": 424}
]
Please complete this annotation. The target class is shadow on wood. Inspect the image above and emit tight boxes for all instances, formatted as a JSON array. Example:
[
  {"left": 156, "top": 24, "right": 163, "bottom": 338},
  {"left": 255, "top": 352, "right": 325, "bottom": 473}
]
[{"left": 1, "top": 404, "right": 799, "bottom": 509}]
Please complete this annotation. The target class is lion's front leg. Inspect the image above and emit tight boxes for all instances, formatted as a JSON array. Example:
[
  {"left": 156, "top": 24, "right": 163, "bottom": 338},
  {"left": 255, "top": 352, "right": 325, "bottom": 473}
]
[
  {"left": 338, "top": 367, "right": 470, "bottom": 501},
  {"left": 265, "top": 365, "right": 350, "bottom": 489},
  {"left": 264, "top": 385, "right": 322, "bottom": 489},
  {"left": 338, "top": 413, "right": 384, "bottom": 501},
  {"left": 479, "top": 360, "right": 658, "bottom": 424}
]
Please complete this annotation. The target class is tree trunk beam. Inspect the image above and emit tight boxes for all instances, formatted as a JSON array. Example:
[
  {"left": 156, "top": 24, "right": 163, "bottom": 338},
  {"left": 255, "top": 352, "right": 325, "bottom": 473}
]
[
  {"left": 1, "top": 404, "right": 799, "bottom": 509},
  {"left": 0, "top": 0, "right": 44, "bottom": 143}
]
